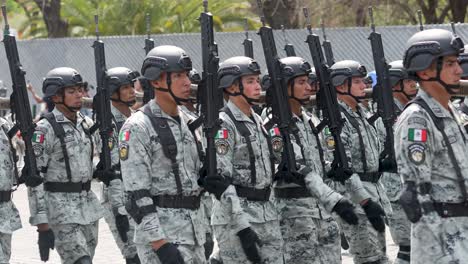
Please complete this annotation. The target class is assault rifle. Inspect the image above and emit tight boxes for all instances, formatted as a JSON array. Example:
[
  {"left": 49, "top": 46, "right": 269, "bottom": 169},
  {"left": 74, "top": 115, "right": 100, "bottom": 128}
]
[
  {"left": 142, "top": 13, "right": 155, "bottom": 105},
  {"left": 256, "top": 0, "right": 297, "bottom": 172},
  {"left": 92, "top": 15, "right": 112, "bottom": 171},
  {"left": 2, "top": 4, "right": 42, "bottom": 186},
  {"left": 242, "top": 18, "right": 254, "bottom": 58},
  {"left": 321, "top": 19, "right": 335, "bottom": 66},
  {"left": 367, "top": 7, "right": 397, "bottom": 172},
  {"left": 281, "top": 25, "right": 296, "bottom": 56},
  {"left": 303, "top": 7, "right": 351, "bottom": 181}
]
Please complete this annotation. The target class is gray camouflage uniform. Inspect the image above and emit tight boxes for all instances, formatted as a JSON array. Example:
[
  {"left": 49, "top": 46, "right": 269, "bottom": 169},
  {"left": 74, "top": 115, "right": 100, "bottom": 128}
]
[
  {"left": 330, "top": 100, "right": 391, "bottom": 264},
  {"left": 119, "top": 100, "right": 206, "bottom": 264},
  {"left": 29, "top": 108, "right": 103, "bottom": 264},
  {"left": 0, "top": 118, "right": 22, "bottom": 264},
  {"left": 395, "top": 89, "right": 468, "bottom": 264},
  {"left": 212, "top": 101, "right": 283, "bottom": 264},
  {"left": 101, "top": 104, "right": 138, "bottom": 260}
]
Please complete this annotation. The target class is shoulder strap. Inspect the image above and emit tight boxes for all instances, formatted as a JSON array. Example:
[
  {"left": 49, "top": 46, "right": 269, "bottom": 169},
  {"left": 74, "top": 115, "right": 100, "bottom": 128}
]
[
  {"left": 290, "top": 120, "right": 306, "bottom": 164},
  {"left": 187, "top": 117, "right": 206, "bottom": 162},
  {"left": 339, "top": 105, "right": 368, "bottom": 173},
  {"left": 223, "top": 107, "right": 257, "bottom": 185},
  {"left": 142, "top": 105, "right": 182, "bottom": 194},
  {"left": 308, "top": 119, "right": 326, "bottom": 174},
  {"left": 410, "top": 98, "right": 468, "bottom": 204},
  {"left": 80, "top": 117, "right": 95, "bottom": 162},
  {"left": 43, "top": 112, "right": 72, "bottom": 182}
]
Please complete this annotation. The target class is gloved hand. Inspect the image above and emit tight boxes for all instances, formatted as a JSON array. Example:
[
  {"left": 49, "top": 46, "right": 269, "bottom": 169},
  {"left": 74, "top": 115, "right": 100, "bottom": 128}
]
[
  {"left": 197, "top": 164, "right": 207, "bottom": 186},
  {"left": 203, "top": 176, "right": 230, "bottom": 200},
  {"left": 362, "top": 199, "right": 386, "bottom": 232},
  {"left": 326, "top": 165, "right": 353, "bottom": 182},
  {"left": 378, "top": 156, "right": 398, "bottom": 173},
  {"left": 399, "top": 181, "right": 422, "bottom": 223},
  {"left": 38, "top": 229, "right": 55, "bottom": 261},
  {"left": 237, "top": 227, "right": 262, "bottom": 263},
  {"left": 20, "top": 162, "right": 43, "bottom": 187},
  {"left": 333, "top": 199, "right": 359, "bottom": 225},
  {"left": 274, "top": 161, "right": 304, "bottom": 184},
  {"left": 155, "top": 243, "right": 185, "bottom": 264},
  {"left": 115, "top": 213, "right": 130, "bottom": 243}
]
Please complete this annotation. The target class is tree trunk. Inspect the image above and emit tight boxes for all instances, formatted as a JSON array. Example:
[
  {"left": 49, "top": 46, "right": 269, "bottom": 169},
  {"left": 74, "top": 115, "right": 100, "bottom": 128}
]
[
  {"left": 449, "top": 0, "right": 468, "bottom": 22},
  {"left": 261, "top": 0, "right": 300, "bottom": 29},
  {"left": 33, "top": 0, "right": 68, "bottom": 38}
]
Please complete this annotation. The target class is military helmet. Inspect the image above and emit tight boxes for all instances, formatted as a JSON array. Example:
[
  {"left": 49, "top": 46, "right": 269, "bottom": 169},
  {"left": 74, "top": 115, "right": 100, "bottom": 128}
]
[
  {"left": 330, "top": 60, "right": 367, "bottom": 87},
  {"left": 403, "top": 29, "right": 464, "bottom": 73},
  {"left": 308, "top": 67, "right": 317, "bottom": 84},
  {"left": 388, "top": 60, "right": 410, "bottom": 87},
  {"left": 42, "top": 67, "right": 84, "bottom": 98},
  {"left": 141, "top": 45, "right": 193, "bottom": 81},
  {"left": 279, "top": 56, "right": 311, "bottom": 85},
  {"left": 107, "top": 67, "right": 140, "bottom": 95},
  {"left": 218, "top": 56, "right": 261, "bottom": 89},
  {"left": 460, "top": 45, "right": 468, "bottom": 78},
  {"left": 189, "top": 69, "right": 202, "bottom": 84}
]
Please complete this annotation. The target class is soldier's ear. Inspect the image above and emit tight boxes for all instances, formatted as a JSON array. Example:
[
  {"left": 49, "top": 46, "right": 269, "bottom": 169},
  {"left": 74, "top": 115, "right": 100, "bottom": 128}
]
[{"left": 335, "top": 84, "right": 346, "bottom": 93}]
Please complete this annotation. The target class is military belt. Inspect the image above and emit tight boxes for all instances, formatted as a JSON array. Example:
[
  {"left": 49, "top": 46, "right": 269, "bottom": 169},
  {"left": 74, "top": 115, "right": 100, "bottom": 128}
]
[
  {"left": 274, "top": 186, "right": 311, "bottom": 199},
  {"left": 44, "top": 181, "right": 91, "bottom": 193},
  {"left": 152, "top": 195, "right": 201, "bottom": 210},
  {"left": 433, "top": 202, "right": 468, "bottom": 218},
  {"left": 358, "top": 172, "right": 381, "bottom": 183},
  {"left": 235, "top": 185, "right": 271, "bottom": 202},
  {"left": 0, "top": 190, "right": 12, "bottom": 202}
]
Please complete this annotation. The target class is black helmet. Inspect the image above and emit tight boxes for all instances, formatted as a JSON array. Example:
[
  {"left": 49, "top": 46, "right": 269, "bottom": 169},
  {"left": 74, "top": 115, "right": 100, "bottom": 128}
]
[
  {"left": 107, "top": 67, "right": 140, "bottom": 95},
  {"left": 403, "top": 29, "right": 464, "bottom": 73},
  {"left": 460, "top": 44, "right": 468, "bottom": 79},
  {"left": 141, "top": 45, "right": 192, "bottom": 81},
  {"left": 189, "top": 69, "right": 202, "bottom": 85},
  {"left": 330, "top": 60, "right": 367, "bottom": 87},
  {"left": 279, "top": 56, "right": 311, "bottom": 85},
  {"left": 388, "top": 60, "right": 409, "bottom": 87},
  {"left": 42, "top": 67, "right": 84, "bottom": 98},
  {"left": 218, "top": 56, "right": 261, "bottom": 89},
  {"left": 308, "top": 67, "right": 317, "bottom": 84}
]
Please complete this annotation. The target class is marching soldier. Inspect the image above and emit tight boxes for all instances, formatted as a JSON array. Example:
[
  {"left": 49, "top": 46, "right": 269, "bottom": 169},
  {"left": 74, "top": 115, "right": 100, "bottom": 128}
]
[
  {"left": 98, "top": 67, "right": 141, "bottom": 264},
  {"left": 270, "top": 56, "right": 359, "bottom": 263},
  {"left": 380, "top": 60, "right": 417, "bottom": 264},
  {"left": 119, "top": 45, "right": 206, "bottom": 264},
  {"left": 27, "top": 67, "right": 104, "bottom": 264},
  {"left": 329, "top": 60, "right": 391, "bottom": 264},
  {"left": 396, "top": 29, "right": 468, "bottom": 264},
  {"left": 204, "top": 56, "right": 283, "bottom": 264}
]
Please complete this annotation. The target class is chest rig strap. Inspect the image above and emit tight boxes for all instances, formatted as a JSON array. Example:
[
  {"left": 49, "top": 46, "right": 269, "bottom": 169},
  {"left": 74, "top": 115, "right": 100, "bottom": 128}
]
[
  {"left": 339, "top": 105, "right": 368, "bottom": 173},
  {"left": 43, "top": 113, "right": 72, "bottom": 182}
]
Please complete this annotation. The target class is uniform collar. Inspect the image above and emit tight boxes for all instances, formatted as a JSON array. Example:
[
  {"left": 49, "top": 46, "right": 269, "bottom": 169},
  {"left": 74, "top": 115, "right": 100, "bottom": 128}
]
[
  {"left": 338, "top": 99, "right": 361, "bottom": 118},
  {"left": 148, "top": 99, "right": 185, "bottom": 123},
  {"left": 52, "top": 108, "right": 84, "bottom": 125},
  {"left": 394, "top": 97, "right": 405, "bottom": 111},
  {"left": 111, "top": 104, "right": 129, "bottom": 123},
  {"left": 226, "top": 100, "right": 257, "bottom": 124},
  {"left": 417, "top": 89, "right": 452, "bottom": 118}
]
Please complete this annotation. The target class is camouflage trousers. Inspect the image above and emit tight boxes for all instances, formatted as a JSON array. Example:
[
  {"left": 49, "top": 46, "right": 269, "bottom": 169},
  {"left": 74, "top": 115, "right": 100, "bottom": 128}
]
[
  {"left": 50, "top": 221, "right": 99, "bottom": 264},
  {"left": 0, "top": 233, "right": 11, "bottom": 264},
  {"left": 280, "top": 216, "right": 340, "bottom": 264},
  {"left": 339, "top": 213, "right": 388, "bottom": 264},
  {"left": 387, "top": 202, "right": 411, "bottom": 264},
  {"left": 102, "top": 201, "right": 138, "bottom": 259},
  {"left": 411, "top": 214, "right": 468, "bottom": 264},
  {"left": 213, "top": 220, "right": 284, "bottom": 264},
  {"left": 136, "top": 243, "right": 206, "bottom": 264}
]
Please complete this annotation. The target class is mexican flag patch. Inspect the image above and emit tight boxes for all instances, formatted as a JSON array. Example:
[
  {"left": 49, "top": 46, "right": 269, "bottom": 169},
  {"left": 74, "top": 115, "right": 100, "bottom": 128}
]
[
  {"left": 215, "top": 129, "right": 228, "bottom": 139},
  {"left": 119, "top": 131, "right": 130, "bottom": 141},
  {"left": 269, "top": 127, "right": 280, "bottom": 137},
  {"left": 408, "top": 128, "right": 427, "bottom": 142},
  {"left": 32, "top": 132, "right": 44, "bottom": 143}
]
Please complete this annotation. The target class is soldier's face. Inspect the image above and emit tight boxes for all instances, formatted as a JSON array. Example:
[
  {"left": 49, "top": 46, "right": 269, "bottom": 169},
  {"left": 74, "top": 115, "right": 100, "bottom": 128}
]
[
  {"left": 402, "top": 79, "right": 418, "bottom": 97},
  {"left": 241, "top": 74, "right": 261, "bottom": 99},
  {"left": 439, "top": 55, "right": 463, "bottom": 86},
  {"left": 170, "top": 71, "right": 192, "bottom": 100},
  {"left": 118, "top": 84, "right": 136, "bottom": 102},
  {"left": 349, "top": 77, "right": 367, "bottom": 98},
  {"left": 60, "top": 86, "right": 83, "bottom": 109},
  {"left": 290, "top": 75, "right": 312, "bottom": 99}
]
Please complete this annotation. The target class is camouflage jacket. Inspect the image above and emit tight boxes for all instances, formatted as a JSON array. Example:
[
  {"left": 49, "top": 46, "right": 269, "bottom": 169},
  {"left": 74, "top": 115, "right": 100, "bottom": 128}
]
[
  {"left": 0, "top": 118, "right": 21, "bottom": 234},
  {"left": 119, "top": 100, "right": 206, "bottom": 245},
  {"left": 395, "top": 89, "right": 468, "bottom": 204},
  {"left": 28, "top": 108, "right": 103, "bottom": 226}
]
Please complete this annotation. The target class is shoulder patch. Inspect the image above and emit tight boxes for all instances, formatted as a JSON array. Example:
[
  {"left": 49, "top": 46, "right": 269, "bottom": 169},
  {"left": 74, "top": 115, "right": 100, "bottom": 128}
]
[
  {"left": 326, "top": 136, "right": 335, "bottom": 150},
  {"left": 215, "top": 139, "right": 230, "bottom": 155},
  {"left": 269, "top": 127, "right": 280, "bottom": 137},
  {"left": 407, "top": 117, "right": 428, "bottom": 127},
  {"left": 119, "top": 143, "right": 129, "bottom": 160},
  {"left": 215, "top": 129, "right": 229, "bottom": 139},
  {"left": 408, "top": 128, "right": 427, "bottom": 142},
  {"left": 408, "top": 143, "right": 426, "bottom": 165},
  {"left": 271, "top": 136, "right": 283, "bottom": 152},
  {"left": 119, "top": 130, "right": 131, "bottom": 142},
  {"left": 32, "top": 131, "right": 45, "bottom": 143}
]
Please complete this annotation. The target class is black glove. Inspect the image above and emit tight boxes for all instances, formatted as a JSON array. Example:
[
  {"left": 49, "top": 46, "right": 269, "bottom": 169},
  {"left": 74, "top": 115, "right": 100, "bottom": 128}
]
[
  {"left": 378, "top": 156, "right": 398, "bottom": 173},
  {"left": 197, "top": 164, "right": 208, "bottom": 186},
  {"left": 274, "top": 161, "right": 304, "bottom": 184},
  {"left": 399, "top": 181, "right": 422, "bottom": 223},
  {"left": 115, "top": 213, "right": 130, "bottom": 243},
  {"left": 362, "top": 199, "right": 386, "bottom": 232},
  {"left": 333, "top": 199, "right": 359, "bottom": 225},
  {"left": 203, "top": 176, "right": 230, "bottom": 200},
  {"left": 38, "top": 229, "right": 55, "bottom": 261},
  {"left": 155, "top": 243, "right": 185, "bottom": 264},
  {"left": 237, "top": 227, "right": 262, "bottom": 263},
  {"left": 326, "top": 165, "right": 353, "bottom": 182},
  {"left": 20, "top": 163, "right": 43, "bottom": 187}
]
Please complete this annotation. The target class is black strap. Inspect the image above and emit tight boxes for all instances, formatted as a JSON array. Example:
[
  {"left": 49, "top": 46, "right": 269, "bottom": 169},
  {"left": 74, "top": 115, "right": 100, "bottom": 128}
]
[
  {"left": 339, "top": 106, "right": 368, "bottom": 173},
  {"left": 223, "top": 107, "right": 257, "bottom": 185},
  {"left": 274, "top": 186, "right": 311, "bottom": 198},
  {"left": 367, "top": 112, "right": 379, "bottom": 126},
  {"left": 290, "top": 118, "right": 306, "bottom": 164},
  {"left": 80, "top": 117, "right": 95, "bottom": 163},
  {"left": 308, "top": 119, "right": 326, "bottom": 174},
  {"left": 234, "top": 185, "right": 271, "bottom": 201},
  {"left": 410, "top": 98, "right": 468, "bottom": 204},
  {"left": 152, "top": 195, "right": 201, "bottom": 210},
  {"left": 44, "top": 181, "right": 91, "bottom": 193},
  {"left": 0, "top": 190, "right": 12, "bottom": 202},
  {"left": 460, "top": 102, "right": 468, "bottom": 116},
  {"left": 187, "top": 117, "right": 206, "bottom": 162},
  {"left": 142, "top": 105, "right": 183, "bottom": 194},
  {"left": 43, "top": 113, "right": 72, "bottom": 182}
]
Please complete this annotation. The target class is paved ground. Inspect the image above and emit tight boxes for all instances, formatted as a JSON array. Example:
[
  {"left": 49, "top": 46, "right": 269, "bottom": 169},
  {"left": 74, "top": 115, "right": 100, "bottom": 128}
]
[{"left": 9, "top": 183, "right": 398, "bottom": 264}]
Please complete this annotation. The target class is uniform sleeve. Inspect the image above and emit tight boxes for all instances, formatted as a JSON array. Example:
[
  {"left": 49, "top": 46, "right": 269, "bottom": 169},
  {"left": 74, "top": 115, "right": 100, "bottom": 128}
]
[
  {"left": 28, "top": 122, "right": 50, "bottom": 226},
  {"left": 213, "top": 120, "right": 250, "bottom": 233},
  {"left": 109, "top": 125, "right": 125, "bottom": 211},
  {"left": 119, "top": 121, "right": 166, "bottom": 243},
  {"left": 395, "top": 109, "right": 432, "bottom": 184},
  {"left": 304, "top": 169, "right": 343, "bottom": 212}
]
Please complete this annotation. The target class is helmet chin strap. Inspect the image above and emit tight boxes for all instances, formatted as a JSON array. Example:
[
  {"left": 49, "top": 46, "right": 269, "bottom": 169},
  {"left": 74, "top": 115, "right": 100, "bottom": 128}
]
[
  {"left": 111, "top": 90, "right": 136, "bottom": 107},
  {"left": 225, "top": 78, "right": 261, "bottom": 105},
  {"left": 336, "top": 77, "right": 366, "bottom": 102},
  {"left": 289, "top": 79, "right": 310, "bottom": 106},
  {"left": 155, "top": 72, "right": 190, "bottom": 105},
  {"left": 423, "top": 57, "right": 460, "bottom": 94},
  {"left": 395, "top": 81, "right": 416, "bottom": 101},
  {"left": 55, "top": 94, "right": 80, "bottom": 113}
]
